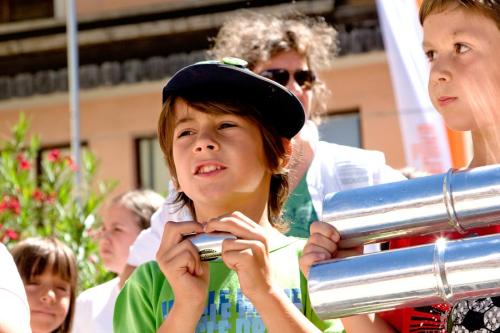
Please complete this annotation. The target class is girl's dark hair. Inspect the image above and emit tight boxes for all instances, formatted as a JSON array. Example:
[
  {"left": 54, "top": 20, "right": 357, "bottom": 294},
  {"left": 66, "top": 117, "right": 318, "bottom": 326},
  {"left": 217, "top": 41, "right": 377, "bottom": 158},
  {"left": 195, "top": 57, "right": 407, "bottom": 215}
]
[
  {"left": 419, "top": 0, "right": 500, "bottom": 29},
  {"left": 11, "top": 237, "right": 77, "bottom": 333},
  {"left": 158, "top": 96, "right": 290, "bottom": 232}
]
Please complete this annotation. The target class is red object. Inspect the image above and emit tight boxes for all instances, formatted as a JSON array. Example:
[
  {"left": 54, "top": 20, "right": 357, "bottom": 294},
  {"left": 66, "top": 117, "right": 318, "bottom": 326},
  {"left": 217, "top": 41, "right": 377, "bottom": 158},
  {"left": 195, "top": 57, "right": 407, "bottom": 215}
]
[{"left": 47, "top": 149, "right": 61, "bottom": 162}]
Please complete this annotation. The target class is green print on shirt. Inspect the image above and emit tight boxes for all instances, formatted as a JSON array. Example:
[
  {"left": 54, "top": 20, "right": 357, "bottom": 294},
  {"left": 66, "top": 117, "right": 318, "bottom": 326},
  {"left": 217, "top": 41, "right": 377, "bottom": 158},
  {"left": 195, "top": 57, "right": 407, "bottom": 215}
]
[{"left": 161, "top": 288, "right": 303, "bottom": 333}]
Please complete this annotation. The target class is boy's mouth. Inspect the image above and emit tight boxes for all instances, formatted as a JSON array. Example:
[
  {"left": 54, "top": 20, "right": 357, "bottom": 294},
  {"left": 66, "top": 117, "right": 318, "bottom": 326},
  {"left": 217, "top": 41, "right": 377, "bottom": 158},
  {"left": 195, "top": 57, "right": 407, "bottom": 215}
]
[
  {"left": 194, "top": 163, "right": 226, "bottom": 175},
  {"left": 437, "top": 96, "right": 457, "bottom": 107}
]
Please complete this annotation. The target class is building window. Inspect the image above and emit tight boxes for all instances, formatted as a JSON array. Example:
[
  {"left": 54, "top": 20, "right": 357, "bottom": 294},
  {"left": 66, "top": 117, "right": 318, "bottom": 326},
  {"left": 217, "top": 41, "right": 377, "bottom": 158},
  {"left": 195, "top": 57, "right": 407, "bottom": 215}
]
[
  {"left": 0, "top": 0, "right": 54, "bottom": 23},
  {"left": 136, "top": 136, "right": 170, "bottom": 195},
  {"left": 318, "top": 110, "right": 361, "bottom": 148}
]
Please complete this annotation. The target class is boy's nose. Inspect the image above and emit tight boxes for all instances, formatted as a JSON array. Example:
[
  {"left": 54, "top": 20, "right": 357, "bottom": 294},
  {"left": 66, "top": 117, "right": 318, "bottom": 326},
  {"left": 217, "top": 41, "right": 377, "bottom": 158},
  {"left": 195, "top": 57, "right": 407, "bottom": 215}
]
[
  {"left": 430, "top": 60, "right": 452, "bottom": 83},
  {"left": 194, "top": 132, "right": 219, "bottom": 152},
  {"left": 195, "top": 143, "right": 216, "bottom": 152}
]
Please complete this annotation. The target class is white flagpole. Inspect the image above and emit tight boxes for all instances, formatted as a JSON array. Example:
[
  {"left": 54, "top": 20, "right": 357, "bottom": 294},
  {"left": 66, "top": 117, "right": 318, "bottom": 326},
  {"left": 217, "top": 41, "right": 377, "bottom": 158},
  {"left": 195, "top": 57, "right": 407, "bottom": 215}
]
[{"left": 66, "top": 0, "right": 82, "bottom": 208}]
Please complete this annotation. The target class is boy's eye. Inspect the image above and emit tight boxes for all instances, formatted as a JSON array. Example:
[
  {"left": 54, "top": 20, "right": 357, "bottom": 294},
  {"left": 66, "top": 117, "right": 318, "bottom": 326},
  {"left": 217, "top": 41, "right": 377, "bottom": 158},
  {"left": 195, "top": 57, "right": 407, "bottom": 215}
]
[
  {"left": 219, "top": 122, "right": 236, "bottom": 129},
  {"left": 177, "top": 129, "right": 194, "bottom": 138},
  {"left": 424, "top": 50, "right": 436, "bottom": 62},
  {"left": 454, "top": 43, "right": 470, "bottom": 54}
]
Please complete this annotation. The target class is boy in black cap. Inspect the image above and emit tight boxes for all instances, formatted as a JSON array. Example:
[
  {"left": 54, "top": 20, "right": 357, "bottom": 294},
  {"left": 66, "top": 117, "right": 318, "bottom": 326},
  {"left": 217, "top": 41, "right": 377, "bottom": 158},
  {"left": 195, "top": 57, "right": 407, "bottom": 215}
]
[{"left": 113, "top": 58, "right": 344, "bottom": 332}]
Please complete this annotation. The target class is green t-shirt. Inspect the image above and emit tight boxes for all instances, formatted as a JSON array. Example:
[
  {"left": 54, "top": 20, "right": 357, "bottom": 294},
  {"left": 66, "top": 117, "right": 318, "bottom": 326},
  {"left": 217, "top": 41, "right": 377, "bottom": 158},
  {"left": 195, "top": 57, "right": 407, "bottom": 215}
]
[
  {"left": 284, "top": 174, "right": 319, "bottom": 239},
  {"left": 114, "top": 237, "right": 344, "bottom": 333}
]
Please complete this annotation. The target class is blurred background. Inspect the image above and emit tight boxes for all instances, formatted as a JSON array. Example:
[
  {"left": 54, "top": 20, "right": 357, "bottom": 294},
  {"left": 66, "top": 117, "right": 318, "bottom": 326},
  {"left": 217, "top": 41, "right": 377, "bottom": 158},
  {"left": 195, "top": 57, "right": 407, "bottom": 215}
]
[{"left": 0, "top": 0, "right": 411, "bottom": 197}]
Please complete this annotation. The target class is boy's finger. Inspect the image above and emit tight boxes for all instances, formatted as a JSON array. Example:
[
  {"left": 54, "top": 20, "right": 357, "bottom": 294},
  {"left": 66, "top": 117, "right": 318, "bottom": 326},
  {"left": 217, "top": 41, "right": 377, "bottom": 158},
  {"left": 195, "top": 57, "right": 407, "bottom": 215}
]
[
  {"left": 299, "top": 252, "right": 331, "bottom": 277},
  {"left": 303, "top": 243, "right": 336, "bottom": 258},
  {"left": 310, "top": 221, "right": 340, "bottom": 242},
  {"left": 167, "top": 249, "right": 199, "bottom": 275},
  {"left": 157, "top": 238, "right": 201, "bottom": 266},
  {"left": 205, "top": 215, "right": 267, "bottom": 246},
  {"left": 307, "top": 232, "right": 338, "bottom": 254},
  {"left": 159, "top": 220, "right": 204, "bottom": 249}
]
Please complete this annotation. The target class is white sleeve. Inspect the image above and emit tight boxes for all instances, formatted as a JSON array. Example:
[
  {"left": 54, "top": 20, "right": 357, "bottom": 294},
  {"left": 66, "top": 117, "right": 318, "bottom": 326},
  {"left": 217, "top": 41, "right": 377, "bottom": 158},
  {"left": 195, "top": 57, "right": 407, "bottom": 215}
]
[
  {"left": 127, "top": 202, "right": 168, "bottom": 267},
  {"left": 127, "top": 189, "right": 193, "bottom": 267},
  {"left": 0, "top": 244, "right": 31, "bottom": 333},
  {"left": 71, "top": 296, "right": 91, "bottom": 333},
  {"left": 376, "top": 164, "right": 407, "bottom": 184}
]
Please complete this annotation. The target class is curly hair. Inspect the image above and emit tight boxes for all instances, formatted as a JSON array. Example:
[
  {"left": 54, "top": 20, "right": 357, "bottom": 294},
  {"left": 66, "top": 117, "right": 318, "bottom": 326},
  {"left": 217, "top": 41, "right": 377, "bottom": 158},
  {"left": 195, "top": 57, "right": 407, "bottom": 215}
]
[
  {"left": 208, "top": 11, "right": 338, "bottom": 120},
  {"left": 419, "top": 0, "right": 500, "bottom": 29}
]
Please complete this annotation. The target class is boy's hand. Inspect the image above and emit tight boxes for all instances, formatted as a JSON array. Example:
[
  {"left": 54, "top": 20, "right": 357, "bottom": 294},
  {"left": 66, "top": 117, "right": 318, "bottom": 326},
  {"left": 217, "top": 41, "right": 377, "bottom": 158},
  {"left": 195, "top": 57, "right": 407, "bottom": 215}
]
[
  {"left": 156, "top": 221, "right": 209, "bottom": 310},
  {"left": 300, "top": 221, "right": 340, "bottom": 277},
  {"left": 204, "top": 211, "right": 272, "bottom": 301}
]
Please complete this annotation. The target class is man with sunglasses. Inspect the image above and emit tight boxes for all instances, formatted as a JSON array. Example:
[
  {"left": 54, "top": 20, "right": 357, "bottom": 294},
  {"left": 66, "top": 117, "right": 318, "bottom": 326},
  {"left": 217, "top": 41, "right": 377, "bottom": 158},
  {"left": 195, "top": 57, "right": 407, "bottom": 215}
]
[
  {"left": 208, "top": 11, "right": 406, "bottom": 238},
  {"left": 122, "top": 11, "right": 406, "bottom": 290}
]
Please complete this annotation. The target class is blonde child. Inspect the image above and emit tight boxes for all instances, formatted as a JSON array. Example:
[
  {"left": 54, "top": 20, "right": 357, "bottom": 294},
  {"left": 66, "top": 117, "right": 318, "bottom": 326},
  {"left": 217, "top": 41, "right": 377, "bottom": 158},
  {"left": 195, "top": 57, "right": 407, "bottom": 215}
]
[
  {"left": 72, "top": 189, "right": 163, "bottom": 333},
  {"left": 113, "top": 58, "right": 344, "bottom": 332},
  {"left": 11, "top": 238, "right": 77, "bottom": 333},
  {"left": 300, "top": 1, "right": 500, "bottom": 332}
]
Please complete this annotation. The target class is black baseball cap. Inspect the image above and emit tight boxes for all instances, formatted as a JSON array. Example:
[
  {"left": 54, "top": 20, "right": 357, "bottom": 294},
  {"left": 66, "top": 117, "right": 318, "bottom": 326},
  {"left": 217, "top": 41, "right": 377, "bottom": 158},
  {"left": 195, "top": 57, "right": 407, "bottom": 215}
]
[{"left": 161, "top": 57, "right": 305, "bottom": 139}]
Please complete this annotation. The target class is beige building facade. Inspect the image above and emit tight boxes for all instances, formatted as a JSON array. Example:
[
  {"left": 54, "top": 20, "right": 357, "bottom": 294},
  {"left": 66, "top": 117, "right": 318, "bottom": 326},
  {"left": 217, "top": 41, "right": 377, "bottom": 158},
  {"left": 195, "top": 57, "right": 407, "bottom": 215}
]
[{"left": 0, "top": 0, "right": 405, "bottom": 197}]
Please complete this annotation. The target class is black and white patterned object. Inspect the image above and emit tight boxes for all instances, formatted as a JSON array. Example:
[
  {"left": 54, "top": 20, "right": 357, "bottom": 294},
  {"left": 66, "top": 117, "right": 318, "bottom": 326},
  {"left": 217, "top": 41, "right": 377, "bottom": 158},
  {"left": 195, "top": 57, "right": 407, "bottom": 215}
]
[{"left": 450, "top": 297, "right": 500, "bottom": 333}]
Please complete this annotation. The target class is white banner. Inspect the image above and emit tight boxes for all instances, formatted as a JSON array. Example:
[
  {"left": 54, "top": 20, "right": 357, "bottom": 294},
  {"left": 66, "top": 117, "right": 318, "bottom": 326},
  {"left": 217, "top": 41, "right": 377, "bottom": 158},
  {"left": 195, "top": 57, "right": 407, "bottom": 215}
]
[{"left": 376, "top": 0, "right": 451, "bottom": 173}]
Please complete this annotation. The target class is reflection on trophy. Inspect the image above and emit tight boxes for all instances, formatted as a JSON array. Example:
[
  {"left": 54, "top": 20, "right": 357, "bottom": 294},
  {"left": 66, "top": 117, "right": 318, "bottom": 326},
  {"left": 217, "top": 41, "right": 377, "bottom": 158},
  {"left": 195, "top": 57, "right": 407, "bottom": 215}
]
[{"left": 309, "top": 164, "right": 500, "bottom": 319}]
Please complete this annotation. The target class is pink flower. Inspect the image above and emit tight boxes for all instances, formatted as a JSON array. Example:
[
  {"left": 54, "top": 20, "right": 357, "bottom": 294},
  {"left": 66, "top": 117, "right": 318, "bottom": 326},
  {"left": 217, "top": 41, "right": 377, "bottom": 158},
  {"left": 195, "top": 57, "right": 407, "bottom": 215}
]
[
  {"left": 47, "top": 149, "right": 61, "bottom": 162},
  {"left": 0, "top": 197, "right": 20, "bottom": 215},
  {"left": 7, "top": 197, "right": 20, "bottom": 215},
  {"left": 5, "top": 229, "right": 19, "bottom": 240},
  {"left": 32, "top": 189, "right": 45, "bottom": 203},
  {"left": 16, "top": 154, "right": 31, "bottom": 170}
]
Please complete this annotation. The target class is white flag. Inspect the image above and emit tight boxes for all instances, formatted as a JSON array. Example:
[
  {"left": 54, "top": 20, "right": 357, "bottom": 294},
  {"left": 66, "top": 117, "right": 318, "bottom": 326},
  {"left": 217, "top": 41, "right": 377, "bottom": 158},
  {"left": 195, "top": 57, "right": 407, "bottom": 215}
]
[{"left": 376, "top": 0, "right": 451, "bottom": 173}]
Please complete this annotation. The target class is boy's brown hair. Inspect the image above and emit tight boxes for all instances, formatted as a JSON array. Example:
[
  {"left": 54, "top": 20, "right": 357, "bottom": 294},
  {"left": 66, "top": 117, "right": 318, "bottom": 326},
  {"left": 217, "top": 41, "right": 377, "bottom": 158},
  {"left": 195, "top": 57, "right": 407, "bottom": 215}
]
[
  {"left": 419, "top": 0, "right": 500, "bottom": 29},
  {"left": 11, "top": 237, "right": 78, "bottom": 333},
  {"left": 158, "top": 96, "right": 289, "bottom": 231}
]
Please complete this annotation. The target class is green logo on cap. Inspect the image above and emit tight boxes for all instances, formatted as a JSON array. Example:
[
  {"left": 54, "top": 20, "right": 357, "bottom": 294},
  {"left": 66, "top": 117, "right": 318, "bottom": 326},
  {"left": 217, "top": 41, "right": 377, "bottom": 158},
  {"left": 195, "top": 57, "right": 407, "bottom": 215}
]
[{"left": 221, "top": 57, "right": 248, "bottom": 68}]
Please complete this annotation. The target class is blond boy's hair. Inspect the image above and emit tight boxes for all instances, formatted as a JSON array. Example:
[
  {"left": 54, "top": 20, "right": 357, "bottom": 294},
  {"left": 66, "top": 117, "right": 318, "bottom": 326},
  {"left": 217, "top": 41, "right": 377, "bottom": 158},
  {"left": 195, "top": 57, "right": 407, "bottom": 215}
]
[
  {"left": 419, "top": 0, "right": 500, "bottom": 29},
  {"left": 158, "top": 97, "right": 289, "bottom": 231}
]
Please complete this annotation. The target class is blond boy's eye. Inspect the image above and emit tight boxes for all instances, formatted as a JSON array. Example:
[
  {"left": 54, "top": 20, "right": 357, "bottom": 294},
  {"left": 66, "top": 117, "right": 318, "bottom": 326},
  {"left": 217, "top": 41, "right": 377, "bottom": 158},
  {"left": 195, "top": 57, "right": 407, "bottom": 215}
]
[
  {"left": 455, "top": 43, "right": 470, "bottom": 54},
  {"left": 424, "top": 50, "right": 436, "bottom": 61}
]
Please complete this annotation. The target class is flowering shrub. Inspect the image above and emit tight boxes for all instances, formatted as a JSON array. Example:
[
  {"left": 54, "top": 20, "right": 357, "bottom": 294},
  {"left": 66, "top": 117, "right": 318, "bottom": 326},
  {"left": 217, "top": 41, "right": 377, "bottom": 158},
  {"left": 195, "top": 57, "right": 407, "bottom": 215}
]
[{"left": 0, "top": 114, "right": 116, "bottom": 291}]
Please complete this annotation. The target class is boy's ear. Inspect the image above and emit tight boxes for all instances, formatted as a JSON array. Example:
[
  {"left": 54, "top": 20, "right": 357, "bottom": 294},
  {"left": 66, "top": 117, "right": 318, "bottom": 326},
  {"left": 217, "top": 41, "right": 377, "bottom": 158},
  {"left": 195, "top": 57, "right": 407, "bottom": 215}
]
[{"left": 279, "top": 138, "right": 293, "bottom": 169}]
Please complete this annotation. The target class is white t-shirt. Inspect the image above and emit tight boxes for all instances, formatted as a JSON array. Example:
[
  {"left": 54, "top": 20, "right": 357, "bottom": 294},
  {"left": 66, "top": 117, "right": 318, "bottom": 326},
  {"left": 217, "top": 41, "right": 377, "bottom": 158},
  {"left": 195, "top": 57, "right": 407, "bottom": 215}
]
[
  {"left": 71, "top": 278, "right": 119, "bottom": 333},
  {"left": 127, "top": 121, "right": 405, "bottom": 266}
]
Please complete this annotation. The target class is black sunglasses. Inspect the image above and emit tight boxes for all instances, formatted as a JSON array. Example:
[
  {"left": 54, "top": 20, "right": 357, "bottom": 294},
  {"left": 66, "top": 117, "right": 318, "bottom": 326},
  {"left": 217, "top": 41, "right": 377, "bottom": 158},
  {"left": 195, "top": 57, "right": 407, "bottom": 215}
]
[{"left": 259, "top": 69, "right": 316, "bottom": 89}]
